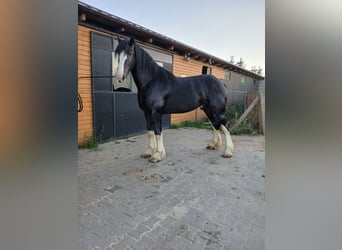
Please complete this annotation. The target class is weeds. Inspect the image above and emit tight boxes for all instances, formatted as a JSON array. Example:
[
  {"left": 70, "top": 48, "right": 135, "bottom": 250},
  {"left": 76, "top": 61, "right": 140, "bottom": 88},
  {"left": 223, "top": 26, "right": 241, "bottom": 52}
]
[
  {"left": 78, "top": 130, "right": 103, "bottom": 150},
  {"left": 226, "top": 102, "right": 258, "bottom": 135},
  {"left": 78, "top": 136, "right": 99, "bottom": 150},
  {"left": 170, "top": 102, "right": 258, "bottom": 135}
]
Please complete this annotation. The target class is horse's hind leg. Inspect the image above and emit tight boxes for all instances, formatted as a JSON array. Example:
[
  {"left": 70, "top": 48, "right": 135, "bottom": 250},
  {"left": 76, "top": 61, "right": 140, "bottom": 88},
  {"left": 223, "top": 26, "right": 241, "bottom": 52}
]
[
  {"left": 141, "top": 110, "right": 156, "bottom": 158},
  {"left": 149, "top": 111, "right": 166, "bottom": 163},
  {"left": 205, "top": 107, "right": 234, "bottom": 158},
  {"left": 218, "top": 114, "right": 234, "bottom": 158},
  {"left": 220, "top": 124, "right": 234, "bottom": 158},
  {"left": 203, "top": 108, "right": 222, "bottom": 150},
  {"left": 207, "top": 125, "right": 222, "bottom": 150},
  {"left": 141, "top": 131, "right": 156, "bottom": 158}
]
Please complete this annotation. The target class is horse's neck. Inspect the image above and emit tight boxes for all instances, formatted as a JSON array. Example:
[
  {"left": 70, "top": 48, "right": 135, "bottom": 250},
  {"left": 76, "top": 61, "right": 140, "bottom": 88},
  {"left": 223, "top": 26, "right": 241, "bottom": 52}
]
[{"left": 131, "top": 47, "right": 157, "bottom": 89}]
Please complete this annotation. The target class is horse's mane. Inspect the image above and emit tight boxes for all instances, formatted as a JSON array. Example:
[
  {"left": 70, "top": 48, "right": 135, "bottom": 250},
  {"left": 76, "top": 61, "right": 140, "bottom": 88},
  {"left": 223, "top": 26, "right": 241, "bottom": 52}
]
[{"left": 134, "top": 45, "right": 175, "bottom": 81}]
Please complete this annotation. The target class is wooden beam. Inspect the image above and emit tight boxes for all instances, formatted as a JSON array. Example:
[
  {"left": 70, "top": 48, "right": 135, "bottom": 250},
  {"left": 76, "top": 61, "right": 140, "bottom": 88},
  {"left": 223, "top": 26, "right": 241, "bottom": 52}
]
[
  {"left": 259, "top": 92, "right": 265, "bottom": 134},
  {"left": 230, "top": 95, "right": 260, "bottom": 132}
]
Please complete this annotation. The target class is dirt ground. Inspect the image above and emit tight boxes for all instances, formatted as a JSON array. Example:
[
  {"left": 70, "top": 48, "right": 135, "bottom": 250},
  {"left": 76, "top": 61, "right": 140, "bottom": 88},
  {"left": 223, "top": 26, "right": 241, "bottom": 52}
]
[{"left": 79, "top": 128, "right": 265, "bottom": 249}]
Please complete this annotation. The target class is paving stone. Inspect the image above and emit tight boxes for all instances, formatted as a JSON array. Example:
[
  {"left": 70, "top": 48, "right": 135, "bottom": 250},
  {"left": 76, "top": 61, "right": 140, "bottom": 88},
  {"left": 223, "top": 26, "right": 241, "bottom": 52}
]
[
  {"left": 153, "top": 205, "right": 172, "bottom": 219},
  {"left": 111, "top": 234, "right": 137, "bottom": 250},
  {"left": 159, "top": 215, "right": 177, "bottom": 228},
  {"left": 130, "top": 235, "right": 157, "bottom": 250},
  {"left": 145, "top": 225, "right": 168, "bottom": 241},
  {"left": 127, "top": 224, "right": 150, "bottom": 241},
  {"left": 79, "top": 131, "right": 265, "bottom": 250},
  {"left": 141, "top": 214, "right": 161, "bottom": 229}
]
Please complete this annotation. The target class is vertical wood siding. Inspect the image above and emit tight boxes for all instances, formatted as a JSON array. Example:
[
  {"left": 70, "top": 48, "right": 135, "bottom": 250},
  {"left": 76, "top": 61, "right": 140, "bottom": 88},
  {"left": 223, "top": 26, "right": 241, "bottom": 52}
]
[{"left": 78, "top": 25, "right": 93, "bottom": 144}]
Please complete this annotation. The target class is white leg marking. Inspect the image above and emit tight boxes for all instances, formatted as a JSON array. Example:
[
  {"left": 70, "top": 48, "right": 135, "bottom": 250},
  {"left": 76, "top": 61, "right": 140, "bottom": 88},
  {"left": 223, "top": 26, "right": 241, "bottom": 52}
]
[
  {"left": 220, "top": 125, "right": 235, "bottom": 158},
  {"left": 141, "top": 131, "right": 156, "bottom": 158},
  {"left": 207, "top": 127, "right": 222, "bottom": 150},
  {"left": 149, "top": 133, "right": 166, "bottom": 163}
]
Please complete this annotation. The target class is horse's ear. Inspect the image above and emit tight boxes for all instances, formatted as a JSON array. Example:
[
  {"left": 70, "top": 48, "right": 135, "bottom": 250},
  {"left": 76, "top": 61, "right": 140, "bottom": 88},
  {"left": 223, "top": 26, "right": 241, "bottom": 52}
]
[{"left": 129, "top": 37, "right": 135, "bottom": 47}]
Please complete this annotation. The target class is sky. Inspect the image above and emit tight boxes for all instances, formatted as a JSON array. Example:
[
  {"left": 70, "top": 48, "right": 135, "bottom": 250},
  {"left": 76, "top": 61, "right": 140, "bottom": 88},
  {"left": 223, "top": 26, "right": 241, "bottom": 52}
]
[{"left": 81, "top": 0, "right": 265, "bottom": 74}]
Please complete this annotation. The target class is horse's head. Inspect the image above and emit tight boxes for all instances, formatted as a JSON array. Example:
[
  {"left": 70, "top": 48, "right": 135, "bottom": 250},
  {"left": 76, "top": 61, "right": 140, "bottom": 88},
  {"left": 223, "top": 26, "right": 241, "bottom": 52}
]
[{"left": 114, "top": 37, "right": 135, "bottom": 83}]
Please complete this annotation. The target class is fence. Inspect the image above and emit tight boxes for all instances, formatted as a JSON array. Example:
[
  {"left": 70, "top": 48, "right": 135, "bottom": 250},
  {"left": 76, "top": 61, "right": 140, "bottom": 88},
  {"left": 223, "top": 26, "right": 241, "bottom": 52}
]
[
  {"left": 246, "top": 92, "right": 264, "bottom": 134},
  {"left": 227, "top": 91, "right": 248, "bottom": 109}
]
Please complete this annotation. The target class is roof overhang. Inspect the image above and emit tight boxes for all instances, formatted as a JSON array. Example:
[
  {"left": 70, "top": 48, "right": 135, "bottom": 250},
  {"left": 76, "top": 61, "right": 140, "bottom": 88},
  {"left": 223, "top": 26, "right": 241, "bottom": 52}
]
[{"left": 78, "top": 1, "right": 264, "bottom": 80}]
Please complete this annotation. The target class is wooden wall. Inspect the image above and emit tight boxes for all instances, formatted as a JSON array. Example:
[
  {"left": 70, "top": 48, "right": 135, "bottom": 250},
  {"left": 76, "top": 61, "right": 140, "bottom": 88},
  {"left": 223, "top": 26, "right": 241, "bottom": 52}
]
[
  {"left": 171, "top": 55, "right": 225, "bottom": 124},
  {"left": 78, "top": 25, "right": 94, "bottom": 144}
]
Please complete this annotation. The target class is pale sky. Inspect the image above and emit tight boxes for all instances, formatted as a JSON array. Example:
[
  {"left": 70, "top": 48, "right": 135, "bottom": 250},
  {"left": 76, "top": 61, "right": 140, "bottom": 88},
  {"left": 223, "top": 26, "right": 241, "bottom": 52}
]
[{"left": 81, "top": 0, "right": 265, "bottom": 74}]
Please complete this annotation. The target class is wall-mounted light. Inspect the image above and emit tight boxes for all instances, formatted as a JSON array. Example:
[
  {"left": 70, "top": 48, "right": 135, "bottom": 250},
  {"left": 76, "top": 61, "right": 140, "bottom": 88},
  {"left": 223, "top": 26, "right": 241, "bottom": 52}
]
[
  {"left": 116, "top": 27, "right": 125, "bottom": 33},
  {"left": 184, "top": 53, "right": 191, "bottom": 62},
  {"left": 79, "top": 13, "right": 86, "bottom": 22}
]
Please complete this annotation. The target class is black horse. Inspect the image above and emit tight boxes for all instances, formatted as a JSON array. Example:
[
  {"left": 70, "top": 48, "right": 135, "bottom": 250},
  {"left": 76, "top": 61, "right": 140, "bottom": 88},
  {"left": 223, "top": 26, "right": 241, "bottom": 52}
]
[{"left": 115, "top": 38, "right": 234, "bottom": 163}]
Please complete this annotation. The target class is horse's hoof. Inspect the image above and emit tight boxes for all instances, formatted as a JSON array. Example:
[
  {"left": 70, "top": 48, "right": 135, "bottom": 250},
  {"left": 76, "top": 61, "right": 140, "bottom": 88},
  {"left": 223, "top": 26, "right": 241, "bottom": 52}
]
[
  {"left": 141, "top": 153, "right": 152, "bottom": 158},
  {"left": 207, "top": 145, "right": 216, "bottom": 150},
  {"left": 149, "top": 151, "right": 165, "bottom": 163},
  {"left": 222, "top": 153, "right": 234, "bottom": 158},
  {"left": 149, "top": 157, "right": 161, "bottom": 163}
]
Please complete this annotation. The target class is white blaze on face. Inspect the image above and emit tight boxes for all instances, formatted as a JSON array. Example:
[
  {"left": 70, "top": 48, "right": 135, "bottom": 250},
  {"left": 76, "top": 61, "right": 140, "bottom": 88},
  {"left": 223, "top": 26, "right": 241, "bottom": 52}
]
[
  {"left": 112, "top": 52, "right": 118, "bottom": 76},
  {"left": 116, "top": 51, "right": 127, "bottom": 81}
]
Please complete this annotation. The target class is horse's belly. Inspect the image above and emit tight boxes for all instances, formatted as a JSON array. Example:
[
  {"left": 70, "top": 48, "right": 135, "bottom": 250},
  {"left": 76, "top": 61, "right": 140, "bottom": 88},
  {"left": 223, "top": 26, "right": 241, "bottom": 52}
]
[
  {"left": 163, "top": 97, "right": 200, "bottom": 113},
  {"left": 163, "top": 106, "right": 198, "bottom": 114}
]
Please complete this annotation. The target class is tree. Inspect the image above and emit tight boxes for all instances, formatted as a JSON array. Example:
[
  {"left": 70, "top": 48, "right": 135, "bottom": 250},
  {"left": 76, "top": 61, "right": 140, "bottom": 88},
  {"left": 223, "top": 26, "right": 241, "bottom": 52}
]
[
  {"left": 236, "top": 57, "right": 246, "bottom": 68},
  {"left": 257, "top": 66, "right": 263, "bottom": 75}
]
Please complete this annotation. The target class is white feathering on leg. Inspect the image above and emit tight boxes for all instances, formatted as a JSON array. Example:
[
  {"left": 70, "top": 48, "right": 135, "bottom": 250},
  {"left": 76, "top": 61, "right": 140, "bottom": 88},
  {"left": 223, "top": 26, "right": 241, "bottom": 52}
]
[
  {"left": 220, "top": 125, "right": 234, "bottom": 158},
  {"left": 141, "top": 131, "right": 156, "bottom": 158},
  {"left": 149, "top": 133, "right": 166, "bottom": 162}
]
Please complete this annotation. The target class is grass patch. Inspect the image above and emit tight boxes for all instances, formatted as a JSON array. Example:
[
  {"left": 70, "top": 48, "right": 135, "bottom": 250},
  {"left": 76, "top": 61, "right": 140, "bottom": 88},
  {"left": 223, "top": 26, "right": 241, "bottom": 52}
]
[
  {"left": 226, "top": 102, "right": 258, "bottom": 135},
  {"left": 78, "top": 131, "right": 104, "bottom": 150},
  {"left": 78, "top": 136, "right": 99, "bottom": 150},
  {"left": 171, "top": 118, "right": 211, "bottom": 130}
]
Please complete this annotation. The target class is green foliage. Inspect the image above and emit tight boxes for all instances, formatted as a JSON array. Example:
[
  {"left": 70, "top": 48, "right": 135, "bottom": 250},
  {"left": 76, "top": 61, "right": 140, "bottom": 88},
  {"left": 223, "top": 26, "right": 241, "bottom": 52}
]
[
  {"left": 78, "top": 130, "right": 103, "bottom": 150},
  {"left": 231, "top": 119, "right": 258, "bottom": 135},
  {"left": 170, "top": 106, "right": 258, "bottom": 135},
  {"left": 78, "top": 135, "right": 99, "bottom": 150},
  {"left": 226, "top": 102, "right": 245, "bottom": 123},
  {"left": 226, "top": 102, "right": 258, "bottom": 135},
  {"left": 171, "top": 118, "right": 211, "bottom": 130}
]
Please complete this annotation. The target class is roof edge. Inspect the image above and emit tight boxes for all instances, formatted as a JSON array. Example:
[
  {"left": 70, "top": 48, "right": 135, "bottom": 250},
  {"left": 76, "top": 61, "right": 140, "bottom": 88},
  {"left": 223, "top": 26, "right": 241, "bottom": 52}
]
[{"left": 78, "top": 1, "right": 264, "bottom": 80}]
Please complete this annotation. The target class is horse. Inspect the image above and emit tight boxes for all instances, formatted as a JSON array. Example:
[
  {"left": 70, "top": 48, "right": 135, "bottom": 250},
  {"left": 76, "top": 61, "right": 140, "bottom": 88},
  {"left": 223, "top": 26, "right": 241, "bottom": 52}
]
[{"left": 114, "top": 38, "right": 234, "bottom": 163}]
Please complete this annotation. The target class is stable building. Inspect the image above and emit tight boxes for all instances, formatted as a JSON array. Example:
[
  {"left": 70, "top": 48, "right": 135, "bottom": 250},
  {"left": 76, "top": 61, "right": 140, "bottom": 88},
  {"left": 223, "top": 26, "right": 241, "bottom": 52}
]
[{"left": 78, "top": 1, "right": 264, "bottom": 144}]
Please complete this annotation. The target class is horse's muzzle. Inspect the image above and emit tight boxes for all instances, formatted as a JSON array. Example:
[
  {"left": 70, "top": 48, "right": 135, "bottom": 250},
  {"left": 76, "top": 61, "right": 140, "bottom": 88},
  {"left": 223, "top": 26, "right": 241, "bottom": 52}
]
[{"left": 116, "top": 76, "right": 125, "bottom": 83}]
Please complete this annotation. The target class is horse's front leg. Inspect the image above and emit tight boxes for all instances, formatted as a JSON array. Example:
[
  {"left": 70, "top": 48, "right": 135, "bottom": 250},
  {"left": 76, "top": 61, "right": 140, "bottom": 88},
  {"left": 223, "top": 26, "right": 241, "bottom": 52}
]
[
  {"left": 141, "top": 111, "right": 156, "bottom": 158},
  {"left": 149, "top": 111, "right": 166, "bottom": 163}
]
